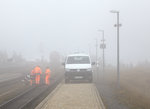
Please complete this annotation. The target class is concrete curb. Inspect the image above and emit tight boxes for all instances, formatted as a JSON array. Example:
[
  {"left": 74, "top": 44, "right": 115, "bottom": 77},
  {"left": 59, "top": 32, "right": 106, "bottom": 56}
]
[
  {"left": 35, "top": 83, "right": 62, "bottom": 109},
  {"left": 94, "top": 84, "right": 106, "bottom": 109}
]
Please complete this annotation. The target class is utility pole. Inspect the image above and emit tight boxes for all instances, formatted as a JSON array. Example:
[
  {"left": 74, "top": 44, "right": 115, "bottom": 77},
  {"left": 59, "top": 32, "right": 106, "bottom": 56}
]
[
  {"left": 95, "top": 38, "right": 98, "bottom": 81},
  {"left": 98, "top": 30, "right": 106, "bottom": 74},
  {"left": 110, "top": 10, "right": 122, "bottom": 88},
  {"left": 39, "top": 42, "right": 45, "bottom": 62},
  {"left": 96, "top": 39, "right": 98, "bottom": 66},
  {"left": 88, "top": 44, "right": 91, "bottom": 56}
]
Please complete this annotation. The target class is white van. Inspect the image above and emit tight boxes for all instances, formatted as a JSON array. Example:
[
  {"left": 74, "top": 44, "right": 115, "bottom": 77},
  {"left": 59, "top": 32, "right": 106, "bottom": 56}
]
[{"left": 64, "top": 53, "right": 94, "bottom": 83}]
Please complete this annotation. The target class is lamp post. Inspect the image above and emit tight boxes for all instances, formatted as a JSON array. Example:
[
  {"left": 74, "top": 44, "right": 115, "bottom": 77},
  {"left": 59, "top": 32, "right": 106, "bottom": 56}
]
[
  {"left": 95, "top": 38, "right": 99, "bottom": 81},
  {"left": 98, "top": 30, "right": 105, "bottom": 74},
  {"left": 110, "top": 10, "right": 121, "bottom": 88}
]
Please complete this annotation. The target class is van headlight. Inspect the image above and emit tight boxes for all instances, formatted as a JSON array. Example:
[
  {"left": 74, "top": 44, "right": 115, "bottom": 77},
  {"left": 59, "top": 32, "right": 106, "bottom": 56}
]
[{"left": 87, "top": 68, "right": 92, "bottom": 72}]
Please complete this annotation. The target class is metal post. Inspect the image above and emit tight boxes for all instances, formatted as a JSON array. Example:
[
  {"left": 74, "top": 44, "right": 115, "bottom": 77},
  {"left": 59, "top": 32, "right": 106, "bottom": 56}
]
[
  {"left": 96, "top": 39, "right": 98, "bottom": 66},
  {"left": 110, "top": 10, "right": 121, "bottom": 88},
  {"left": 117, "top": 12, "right": 120, "bottom": 88},
  {"left": 98, "top": 30, "right": 105, "bottom": 74},
  {"left": 94, "top": 38, "right": 99, "bottom": 82},
  {"left": 102, "top": 31, "right": 105, "bottom": 73}
]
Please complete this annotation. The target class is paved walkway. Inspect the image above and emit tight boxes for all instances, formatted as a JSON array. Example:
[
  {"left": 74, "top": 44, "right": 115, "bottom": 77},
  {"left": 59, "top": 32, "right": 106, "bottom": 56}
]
[{"left": 36, "top": 83, "right": 105, "bottom": 109}]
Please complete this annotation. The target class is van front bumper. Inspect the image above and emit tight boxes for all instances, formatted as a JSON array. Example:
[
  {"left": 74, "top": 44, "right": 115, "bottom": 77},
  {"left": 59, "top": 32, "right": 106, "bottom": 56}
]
[{"left": 65, "top": 71, "right": 93, "bottom": 80}]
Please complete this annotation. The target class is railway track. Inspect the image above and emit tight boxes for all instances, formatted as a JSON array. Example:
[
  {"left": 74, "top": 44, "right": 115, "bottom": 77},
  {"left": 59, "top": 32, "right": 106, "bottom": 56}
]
[
  {"left": 0, "top": 75, "right": 30, "bottom": 103},
  {"left": 0, "top": 76, "right": 24, "bottom": 92},
  {"left": 0, "top": 75, "right": 63, "bottom": 109}
]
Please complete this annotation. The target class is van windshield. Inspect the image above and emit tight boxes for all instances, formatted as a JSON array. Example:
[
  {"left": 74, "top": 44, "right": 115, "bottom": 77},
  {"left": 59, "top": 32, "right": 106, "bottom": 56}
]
[{"left": 67, "top": 56, "right": 90, "bottom": 64}]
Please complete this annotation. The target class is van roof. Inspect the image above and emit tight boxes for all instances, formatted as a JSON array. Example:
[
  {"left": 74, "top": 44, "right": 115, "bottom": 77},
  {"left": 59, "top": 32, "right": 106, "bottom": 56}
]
[{"left": 67, "top": 53, "right": 90, "bottom": 57}]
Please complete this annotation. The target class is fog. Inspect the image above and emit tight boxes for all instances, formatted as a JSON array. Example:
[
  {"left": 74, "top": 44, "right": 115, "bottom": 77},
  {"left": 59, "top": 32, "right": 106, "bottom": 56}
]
[{"left": 0, "top": 0, "right": 150, "bottom": 64}]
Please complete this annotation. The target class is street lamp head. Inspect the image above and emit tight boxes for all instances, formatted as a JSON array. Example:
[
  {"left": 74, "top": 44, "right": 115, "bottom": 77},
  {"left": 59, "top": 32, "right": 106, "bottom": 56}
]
[{"left": 110, "top": 10, "right": 119, "bottom": 13}]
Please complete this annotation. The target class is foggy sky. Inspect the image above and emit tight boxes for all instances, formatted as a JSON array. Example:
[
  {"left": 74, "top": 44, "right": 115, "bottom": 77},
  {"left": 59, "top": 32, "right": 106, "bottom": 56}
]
[{"left": 0, "top": 0, "right": 150, "bottom": 64}]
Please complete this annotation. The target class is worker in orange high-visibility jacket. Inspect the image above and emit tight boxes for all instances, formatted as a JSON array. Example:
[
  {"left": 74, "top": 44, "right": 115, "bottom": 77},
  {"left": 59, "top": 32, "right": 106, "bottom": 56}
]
[
  {"left": 30, "top": 70, "right": 34, "bottom": 86},
  {"left": 45, "top": 67, "right": 51, "bottom": 85},
  {"left": 33, "top": 66, "right": 42, "bottom": 85}
]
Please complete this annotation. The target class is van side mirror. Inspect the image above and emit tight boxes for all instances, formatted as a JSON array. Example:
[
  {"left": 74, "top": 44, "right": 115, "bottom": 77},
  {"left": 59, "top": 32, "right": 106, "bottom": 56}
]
[{"left": 92, "top": 62, "right": 96, "bottom": 65}]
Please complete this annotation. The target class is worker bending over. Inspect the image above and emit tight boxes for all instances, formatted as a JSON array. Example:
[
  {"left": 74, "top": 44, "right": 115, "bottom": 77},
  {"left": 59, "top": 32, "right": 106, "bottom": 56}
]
[{"left": 30, "top": 70, "right": 34, "bottom": 86}]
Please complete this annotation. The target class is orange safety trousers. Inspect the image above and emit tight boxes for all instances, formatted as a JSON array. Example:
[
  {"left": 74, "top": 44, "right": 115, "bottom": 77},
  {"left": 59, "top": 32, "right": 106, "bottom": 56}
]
[
  {"left": 45, "top": 69, "right": 50, "bottom": 85},
  {"left": 45, "top": 75, "right": 50, "bottom": 85},
  {"left": 33, "top": 66, "right": 42, "bottom": 85},
  {"left": 35, "top": 75, "right": 40, "bottom": 84}
]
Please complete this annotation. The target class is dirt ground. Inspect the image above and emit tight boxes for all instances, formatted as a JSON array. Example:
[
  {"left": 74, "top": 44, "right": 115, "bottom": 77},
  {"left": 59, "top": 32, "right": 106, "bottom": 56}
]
[
  {"left": 95, "top": 64, "right": 150, "bottom": 109},
  {"left": 119, "top": 66, "right": 150, "bottom": 109},
  {"left": 95, "top": 68, "right": 130, "bottom": 109}
]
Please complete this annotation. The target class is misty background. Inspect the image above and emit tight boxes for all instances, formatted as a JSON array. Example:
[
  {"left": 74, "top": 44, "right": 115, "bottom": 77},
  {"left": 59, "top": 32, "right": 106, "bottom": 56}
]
[{"left": 0, "top": 0, "right": 150, "bottom": 64}]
